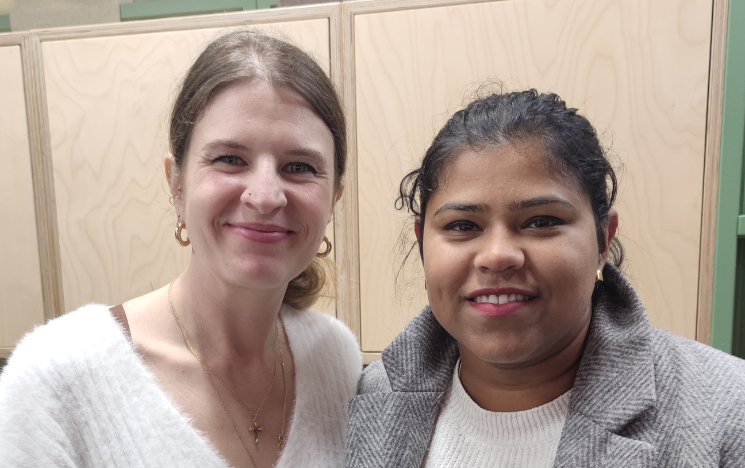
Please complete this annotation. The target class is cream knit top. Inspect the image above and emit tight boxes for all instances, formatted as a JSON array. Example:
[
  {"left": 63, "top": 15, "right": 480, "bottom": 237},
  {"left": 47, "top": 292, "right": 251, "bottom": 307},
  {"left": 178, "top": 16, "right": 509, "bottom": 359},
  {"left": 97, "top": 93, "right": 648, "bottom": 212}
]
[
  {"left": 423, "top": 360, "right": 571, "bottom": 468},
  {"left": 0, "top": 303, "right": 361, "bottom": 468}
]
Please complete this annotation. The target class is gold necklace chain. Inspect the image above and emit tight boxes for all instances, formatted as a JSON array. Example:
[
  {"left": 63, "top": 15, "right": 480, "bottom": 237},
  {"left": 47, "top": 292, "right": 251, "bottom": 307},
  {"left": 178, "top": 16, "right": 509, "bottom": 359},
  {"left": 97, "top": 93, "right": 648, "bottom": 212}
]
[
  {"left": 168, "top": 281, "right": 288, "bottom": 467},
  {"left": 207, "top": 325, "right": 279, "bottom": 445}
]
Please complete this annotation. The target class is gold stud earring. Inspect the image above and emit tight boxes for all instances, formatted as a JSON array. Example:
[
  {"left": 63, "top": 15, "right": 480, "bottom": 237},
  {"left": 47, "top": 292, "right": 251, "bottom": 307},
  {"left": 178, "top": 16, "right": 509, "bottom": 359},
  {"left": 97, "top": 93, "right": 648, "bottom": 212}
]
[
  {"left": 316, "top": 236, "right": 332, "bottom": 258},
  {"left": 596, "top": 269, "right": 604, "bottom": 282},
  {"left": 175, "top": 214, "right": 190, "bottom": 247}
]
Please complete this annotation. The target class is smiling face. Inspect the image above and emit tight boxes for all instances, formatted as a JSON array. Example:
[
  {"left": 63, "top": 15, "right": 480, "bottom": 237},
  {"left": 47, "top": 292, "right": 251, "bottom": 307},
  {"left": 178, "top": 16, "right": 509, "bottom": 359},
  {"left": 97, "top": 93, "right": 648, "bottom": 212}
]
[
  {"left": 421, "top": 140, "right": 609, "bottom": 370},
  {"left": 169, "top": 80, "right": 338, "bottom": 292}
]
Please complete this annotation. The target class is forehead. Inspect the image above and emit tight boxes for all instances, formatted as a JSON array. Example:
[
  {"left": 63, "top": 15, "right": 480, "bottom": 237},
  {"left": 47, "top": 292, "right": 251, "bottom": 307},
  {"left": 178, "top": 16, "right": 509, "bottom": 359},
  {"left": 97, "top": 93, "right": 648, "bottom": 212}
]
[
  {"left": 431, "top": 142, "right": 590, "bottom": 210},
  {"left": 199, "top": 80, "right": 320, "bottom": 130},
  {"left": 190, "top": 80, "right": 334, "bottom": 154}
]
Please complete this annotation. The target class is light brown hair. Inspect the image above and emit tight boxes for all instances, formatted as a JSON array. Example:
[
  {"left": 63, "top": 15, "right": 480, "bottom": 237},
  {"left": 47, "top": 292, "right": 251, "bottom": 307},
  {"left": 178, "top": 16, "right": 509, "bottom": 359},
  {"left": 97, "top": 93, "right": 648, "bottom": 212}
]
[{"left": 169, "top": 30, "right": 346, "bottom": 310}]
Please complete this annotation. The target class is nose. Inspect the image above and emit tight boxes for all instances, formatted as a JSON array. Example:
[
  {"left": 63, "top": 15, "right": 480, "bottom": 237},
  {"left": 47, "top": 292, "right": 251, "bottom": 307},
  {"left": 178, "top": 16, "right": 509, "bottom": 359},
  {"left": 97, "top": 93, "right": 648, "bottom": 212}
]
[
  {"left": 473, "top": 227, "right": 525, "bottom": 273},
  {"left": 240, "top": 158, "right": 287, "bottom": 215}
]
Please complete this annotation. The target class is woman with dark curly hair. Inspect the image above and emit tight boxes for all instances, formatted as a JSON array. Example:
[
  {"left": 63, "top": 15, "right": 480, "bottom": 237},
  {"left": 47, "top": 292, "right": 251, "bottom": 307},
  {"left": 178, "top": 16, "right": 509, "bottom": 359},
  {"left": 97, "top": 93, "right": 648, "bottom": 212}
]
[{"left": 346, "top": 89, "right": 745, "bottom": 467}]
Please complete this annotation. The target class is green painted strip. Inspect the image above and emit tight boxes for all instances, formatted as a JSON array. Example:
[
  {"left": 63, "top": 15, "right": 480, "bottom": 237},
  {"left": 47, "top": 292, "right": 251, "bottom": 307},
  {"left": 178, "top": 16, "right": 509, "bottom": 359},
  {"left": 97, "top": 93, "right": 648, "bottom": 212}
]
[
  {"left": 733, "top": 238, "right": 745, "bottom": 358},
  {"left": 739, "top": 215, "right": 745, "bottom": 237},
  {"left": 0, "top": 14, "right": 10, "bottom": 32},
  {"left": 712, "top": 0, "right": 745, "bottom": 353},
  {"left": 120, "top": 0, "right": 257, "bottom": 22},
  {"left": 257, "top": 0, "right": 278, "bottom": 9}
]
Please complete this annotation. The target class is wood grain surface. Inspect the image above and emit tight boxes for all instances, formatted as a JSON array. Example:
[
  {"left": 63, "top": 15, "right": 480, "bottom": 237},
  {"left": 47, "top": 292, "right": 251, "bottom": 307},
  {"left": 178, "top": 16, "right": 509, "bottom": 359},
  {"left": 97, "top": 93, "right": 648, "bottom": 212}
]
[
  {"left": 0, "top": 44, "right": 45, "bottom": 353},
  {"left": 42, "top": 19, "right": 337, "bottom": 315},
  {"left": 354, "top": 0, "right": 713, "bottom": 351},
  {"left": 697, "top": 0, "right": 728, "bottom": 345}
]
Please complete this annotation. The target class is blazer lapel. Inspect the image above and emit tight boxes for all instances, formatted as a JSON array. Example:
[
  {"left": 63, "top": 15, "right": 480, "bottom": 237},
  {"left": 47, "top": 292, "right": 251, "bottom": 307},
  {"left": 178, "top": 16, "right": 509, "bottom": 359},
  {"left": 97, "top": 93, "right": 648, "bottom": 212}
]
[
  {"left": 554, "top": 266, "right": 658, "bottom": 467},
  {"left": 553, "top": 412, "right": 656, "bottom": 467},
  {"left": 347, "top": 391, "right": 443, "bottom": 468},
  {"left": 383, "top": 306, "right": 459, "bottom": 394},
  {"left": 347, "top": 307, "right": 459, "bottom": 468}
]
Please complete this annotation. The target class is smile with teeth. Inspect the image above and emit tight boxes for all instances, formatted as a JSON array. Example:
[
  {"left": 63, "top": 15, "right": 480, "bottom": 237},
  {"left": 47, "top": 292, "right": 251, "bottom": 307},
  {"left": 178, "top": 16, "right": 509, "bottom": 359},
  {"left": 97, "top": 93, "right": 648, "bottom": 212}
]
[{"left": 471, "top": 294, "right": 532, "bottom": 305}]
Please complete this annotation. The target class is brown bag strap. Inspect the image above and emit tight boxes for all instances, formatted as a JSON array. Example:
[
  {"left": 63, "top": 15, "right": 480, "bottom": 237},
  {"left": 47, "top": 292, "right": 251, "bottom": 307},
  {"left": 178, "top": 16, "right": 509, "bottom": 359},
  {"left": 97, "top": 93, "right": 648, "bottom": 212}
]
[{"left": 109, "top": 304, "right": 131, "bottom": 340}]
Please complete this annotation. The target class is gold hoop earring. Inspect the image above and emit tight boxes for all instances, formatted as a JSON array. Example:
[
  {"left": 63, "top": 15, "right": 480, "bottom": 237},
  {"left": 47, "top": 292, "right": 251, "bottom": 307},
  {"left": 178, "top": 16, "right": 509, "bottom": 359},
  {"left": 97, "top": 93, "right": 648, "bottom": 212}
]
[
  {"left": 175, "top": 215, "right": 190, "bottom": 247},
  {"left": 316, "top": 236, "right": 332, "bottom": 258},
  {"left": 596, "top": 269, "right": 604, "bottom": 282}
]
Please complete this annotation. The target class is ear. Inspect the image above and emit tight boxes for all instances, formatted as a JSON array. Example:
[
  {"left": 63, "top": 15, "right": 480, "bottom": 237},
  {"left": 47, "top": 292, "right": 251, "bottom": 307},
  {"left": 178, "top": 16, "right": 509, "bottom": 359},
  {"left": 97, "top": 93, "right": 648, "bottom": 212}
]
[
  {"left": 165, "top": 155, "right": 183, "bottom": 211},
  {"left": 600, "top": 209, "right": 619, "bottom": 267},
  {"left": 414, "top": 218, "right": 422, "bottom": 243},
  {"left": 328, "top": 178, "right": 345, "bottom": 223}
]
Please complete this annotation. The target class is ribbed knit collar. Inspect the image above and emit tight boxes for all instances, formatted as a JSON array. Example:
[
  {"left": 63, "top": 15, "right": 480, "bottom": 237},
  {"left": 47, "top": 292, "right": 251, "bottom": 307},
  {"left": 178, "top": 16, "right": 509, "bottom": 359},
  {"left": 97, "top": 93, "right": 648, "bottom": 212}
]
[{"left": 445, "top": 359, "right": 571, "bottom": 444}]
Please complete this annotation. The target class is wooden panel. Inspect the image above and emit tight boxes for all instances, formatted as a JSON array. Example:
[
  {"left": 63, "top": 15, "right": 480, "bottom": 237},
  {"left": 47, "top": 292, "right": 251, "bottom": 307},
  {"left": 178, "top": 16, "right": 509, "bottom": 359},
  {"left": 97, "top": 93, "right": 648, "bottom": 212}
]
[
  {"left": 0, "top": 44, "right": 45, "bottom": 353},
  {"left": 43, "top": 19, "right": 337, "bottom": 315},
  {"left": 697, "top": 0, "right": 729, "bottom": 345},
  {"left": 355, "top": 0, "right": 712, "bottom": 351}
]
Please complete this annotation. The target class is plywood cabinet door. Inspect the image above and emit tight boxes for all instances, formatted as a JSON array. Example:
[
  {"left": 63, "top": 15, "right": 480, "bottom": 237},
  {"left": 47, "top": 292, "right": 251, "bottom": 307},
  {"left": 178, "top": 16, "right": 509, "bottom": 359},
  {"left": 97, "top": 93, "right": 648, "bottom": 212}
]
[
  {"left": 0, "top": 44, "right": 45, "bottom": 355},
  {"left": 354, "top": 0, "right": 712, "bottom": 352}
]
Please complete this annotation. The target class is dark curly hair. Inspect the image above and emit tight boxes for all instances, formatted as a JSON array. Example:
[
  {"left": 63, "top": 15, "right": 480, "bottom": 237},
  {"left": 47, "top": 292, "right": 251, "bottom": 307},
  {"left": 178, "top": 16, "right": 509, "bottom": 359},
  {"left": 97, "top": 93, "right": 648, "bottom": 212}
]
[{"left": 396, "top": 88, "right": 623, "bottom": 271}]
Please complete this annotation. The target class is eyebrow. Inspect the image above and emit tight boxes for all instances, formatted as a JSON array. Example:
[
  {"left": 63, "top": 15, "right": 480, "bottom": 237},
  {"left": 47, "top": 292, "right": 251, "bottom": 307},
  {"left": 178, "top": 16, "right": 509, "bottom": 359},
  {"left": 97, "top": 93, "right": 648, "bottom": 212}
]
[
  {"left": 201, "top": 141, "right": 328, "bottom": 164},
  {"left": 433, "top": 202, "right": 489, "bottom": 217},
  {"left": 201, "top": 139, "right": 249, "bottom": 153},
  {"left": 508, "top": 196, "right": 576, "bottom": 212},
  {"left": 432, "top": 196, "right": 576, "bottom": 217},
  {"left": 286, "top": 148, "right": 327, "bottom": 163}
]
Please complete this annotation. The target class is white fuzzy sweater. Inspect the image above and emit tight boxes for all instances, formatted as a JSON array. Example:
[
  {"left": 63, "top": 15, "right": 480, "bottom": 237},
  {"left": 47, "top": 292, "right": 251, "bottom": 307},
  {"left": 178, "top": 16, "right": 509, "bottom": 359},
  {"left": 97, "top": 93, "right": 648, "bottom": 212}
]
[
  {"left": 423, "top": 362, "right": 570, "bottom": 468},
  {"left": 0, "top": 303, "right": 362, "bottom": 468}
]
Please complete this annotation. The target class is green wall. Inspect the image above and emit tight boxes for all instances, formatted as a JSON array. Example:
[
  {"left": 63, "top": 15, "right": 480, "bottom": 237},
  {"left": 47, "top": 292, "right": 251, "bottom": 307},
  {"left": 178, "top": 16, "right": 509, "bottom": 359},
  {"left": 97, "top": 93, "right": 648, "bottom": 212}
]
[{"left": 713, "top": 0, "right": 745, "bottom": 356}]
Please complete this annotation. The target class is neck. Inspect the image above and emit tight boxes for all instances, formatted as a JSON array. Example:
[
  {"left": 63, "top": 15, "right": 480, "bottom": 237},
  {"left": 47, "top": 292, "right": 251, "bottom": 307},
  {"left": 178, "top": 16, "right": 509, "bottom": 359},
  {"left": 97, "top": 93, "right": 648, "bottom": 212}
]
[
  {"left": 171, "top": 253, "right": 287, "bottom": 368},
  {"left": 458, "top": 316, "right": 590, "bottom": 412}
]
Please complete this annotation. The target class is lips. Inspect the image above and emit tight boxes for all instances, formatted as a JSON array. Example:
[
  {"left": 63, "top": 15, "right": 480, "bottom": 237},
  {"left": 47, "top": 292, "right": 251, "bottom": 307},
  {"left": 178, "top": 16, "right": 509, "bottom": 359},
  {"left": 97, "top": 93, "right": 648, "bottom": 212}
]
[
  {"left": 225, "top": 222, "right": 293, "bottom": 244},
  {"left": 467, "top": 288, "right": 536, "bottom": 317}
]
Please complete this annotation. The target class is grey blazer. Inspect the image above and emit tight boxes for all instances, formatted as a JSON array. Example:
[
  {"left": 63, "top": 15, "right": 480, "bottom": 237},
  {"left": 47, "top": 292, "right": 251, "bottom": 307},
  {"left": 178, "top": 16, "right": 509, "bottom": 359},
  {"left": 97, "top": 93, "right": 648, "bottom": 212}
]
[{"left": 346, "top": 266, "right": 745, "bottom": 467}]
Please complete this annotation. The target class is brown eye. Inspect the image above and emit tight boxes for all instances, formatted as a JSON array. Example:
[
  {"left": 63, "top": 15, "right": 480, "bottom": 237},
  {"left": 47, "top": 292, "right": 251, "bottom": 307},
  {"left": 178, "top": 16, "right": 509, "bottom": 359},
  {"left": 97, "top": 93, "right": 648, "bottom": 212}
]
[
  {"left": 525, "top": 217, "right": 562, "bottom": 229},
  {"left": 444, "top": 220, "right": 480, "bottom": 232}
]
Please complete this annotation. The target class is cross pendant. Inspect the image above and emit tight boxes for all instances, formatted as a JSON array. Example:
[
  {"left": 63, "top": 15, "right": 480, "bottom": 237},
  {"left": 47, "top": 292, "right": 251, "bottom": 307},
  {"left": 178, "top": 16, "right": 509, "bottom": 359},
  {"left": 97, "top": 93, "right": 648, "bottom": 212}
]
[{"left": 248, "top": 419, "right": 263, "bottom": 444}]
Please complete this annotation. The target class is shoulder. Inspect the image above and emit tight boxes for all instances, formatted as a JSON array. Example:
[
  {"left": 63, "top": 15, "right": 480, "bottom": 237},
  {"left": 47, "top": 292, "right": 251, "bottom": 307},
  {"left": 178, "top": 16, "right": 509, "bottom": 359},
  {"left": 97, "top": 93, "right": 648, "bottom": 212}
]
[
  {"left": 650, "top": 327, "right": 745, "bottom": 386},
  {"left": 2, "top": 303, "right": 125, "bottom": 376},
  {"left": 281, "top": 305, "right": 362, "bottom": 384},
  {"left": 0, "top": 304, "right": 129, "bottom": 448},
  {"left": 0, "top": 304, "right": 128, "bottom": 394},
  {"left": 649, "top": 328, "right": 745, "bottom": 450},
  {"left": 357, "top": 359, "right": 392, "bottom": 394},
  {"left": 281, "top": 305, "right": 360, "bottom": 358}
]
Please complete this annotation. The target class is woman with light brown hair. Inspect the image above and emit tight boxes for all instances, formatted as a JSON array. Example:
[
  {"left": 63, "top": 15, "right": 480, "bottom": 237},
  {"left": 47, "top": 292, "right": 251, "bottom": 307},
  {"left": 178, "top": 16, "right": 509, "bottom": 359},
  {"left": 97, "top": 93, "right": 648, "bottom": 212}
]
[{"left": 0, "top": 30, "right": 360, "bottom": 468}]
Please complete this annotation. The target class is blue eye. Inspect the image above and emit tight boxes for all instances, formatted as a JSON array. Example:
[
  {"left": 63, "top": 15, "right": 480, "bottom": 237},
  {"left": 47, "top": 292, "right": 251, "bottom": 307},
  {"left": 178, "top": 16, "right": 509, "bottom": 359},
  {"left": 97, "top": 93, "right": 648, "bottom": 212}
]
[
  {"left": 287, "top": 162, "right": 317, "bottom": 174},
  {"left": 214, "top": 155, "right": 244, "bottom": 166}
]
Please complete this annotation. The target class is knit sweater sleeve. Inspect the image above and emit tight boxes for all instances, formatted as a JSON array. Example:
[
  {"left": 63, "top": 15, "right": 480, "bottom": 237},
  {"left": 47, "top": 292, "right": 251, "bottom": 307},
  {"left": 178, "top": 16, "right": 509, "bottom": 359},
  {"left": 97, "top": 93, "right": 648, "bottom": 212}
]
[
  {"left": 0, "top": 304, "right": 121, "bottom": 467},
  {"left": 0, "top": 356, "right": 79, "bottom": 467}
]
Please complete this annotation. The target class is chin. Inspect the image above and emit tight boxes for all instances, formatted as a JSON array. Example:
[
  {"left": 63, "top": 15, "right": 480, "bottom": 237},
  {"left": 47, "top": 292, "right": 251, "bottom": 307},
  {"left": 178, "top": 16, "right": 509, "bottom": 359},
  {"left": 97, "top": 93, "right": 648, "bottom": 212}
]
[
  {"left": 467, "top": 338, "right": 540, "bottom": 368},
  {"left": 220, "top": 266, "right": 297, "bottom": 291}
]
